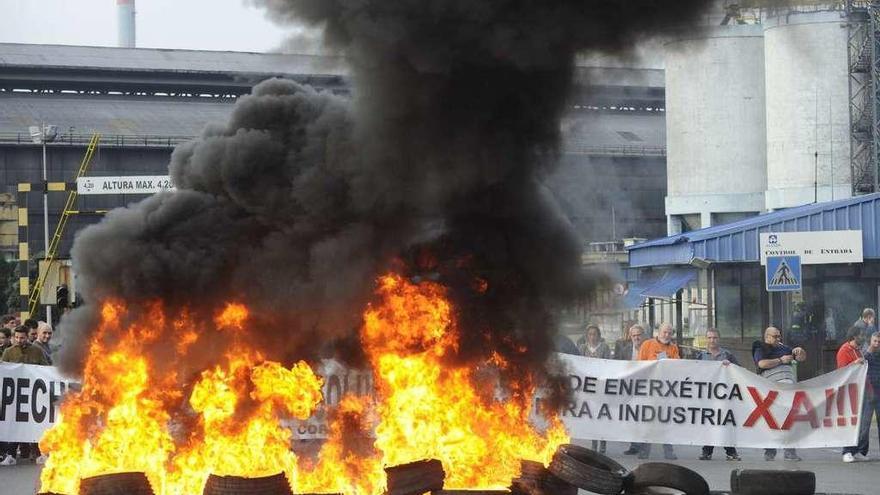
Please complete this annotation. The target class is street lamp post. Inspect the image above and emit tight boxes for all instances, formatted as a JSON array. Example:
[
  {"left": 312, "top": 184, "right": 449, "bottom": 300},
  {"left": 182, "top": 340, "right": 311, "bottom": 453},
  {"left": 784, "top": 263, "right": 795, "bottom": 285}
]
[{"left": 29, "top": 124, "right": 58, "bottom": 323}]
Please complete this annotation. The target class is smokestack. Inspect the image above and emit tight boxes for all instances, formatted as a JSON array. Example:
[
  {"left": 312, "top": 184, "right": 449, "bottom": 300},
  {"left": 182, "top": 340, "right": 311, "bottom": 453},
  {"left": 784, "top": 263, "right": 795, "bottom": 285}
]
[{"left": 117, "top": 0, "right": 136, "bottom": 48}]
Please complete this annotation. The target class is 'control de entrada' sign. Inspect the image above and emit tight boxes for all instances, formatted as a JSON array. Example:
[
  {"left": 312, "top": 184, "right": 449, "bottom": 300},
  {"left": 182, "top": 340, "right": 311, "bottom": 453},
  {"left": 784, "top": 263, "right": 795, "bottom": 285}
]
[
  {"left": 759, "top": 230, "right": 863, "bottom": 265},
  {"left": 77, "top": 175, "right": 175, "bottom": 195}
]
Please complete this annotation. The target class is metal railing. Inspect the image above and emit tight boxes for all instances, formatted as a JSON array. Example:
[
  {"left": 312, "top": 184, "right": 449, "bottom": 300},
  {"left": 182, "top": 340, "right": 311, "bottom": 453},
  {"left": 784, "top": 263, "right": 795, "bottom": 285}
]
[
  {"left": 0, "top": 132, "right": 192, "bottom": 148},
  {"left": 564, "top": 144, "right": 667, "bottom": 157}
]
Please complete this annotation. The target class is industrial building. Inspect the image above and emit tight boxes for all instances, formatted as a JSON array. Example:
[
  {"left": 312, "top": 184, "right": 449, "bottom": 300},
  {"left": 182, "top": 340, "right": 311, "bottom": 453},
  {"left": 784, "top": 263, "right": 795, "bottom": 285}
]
[
  {"left": 0, "top": 41, "right": 669, "bottom": 318},
  {"left": 622, "top": 3, "right": 880, "bottom": 378},
  {"left": 665, "top": 5, "right": 872, "bottom": 234}
]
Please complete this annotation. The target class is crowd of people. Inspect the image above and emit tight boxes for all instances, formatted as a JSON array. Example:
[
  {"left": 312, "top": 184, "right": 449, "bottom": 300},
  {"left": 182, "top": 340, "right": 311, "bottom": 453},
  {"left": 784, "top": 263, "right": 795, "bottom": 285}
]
[
  {"left": 564, "top": 308, "right": 880, "bottom": 464},
  {"left": 0, "top": 313, "right": 56, "bottom": 466}
]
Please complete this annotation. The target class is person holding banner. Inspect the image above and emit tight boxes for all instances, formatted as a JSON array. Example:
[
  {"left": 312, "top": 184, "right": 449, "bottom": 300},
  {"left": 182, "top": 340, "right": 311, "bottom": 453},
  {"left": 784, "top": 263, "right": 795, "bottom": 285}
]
[
  {"left": 838, "top": 326, "right": 866, "bottom": 463},
  {"left": 579, "top": 324, "right": 610, "bottom": 454},
  {"left": 696, "top": 328, "right": 742, "bottom": 461},
  {"left": 753, "top": 326, "right": 806, "bottom": 462},
  {"left": 617, "top": 324, "right": 646, "bottom": 456},
  {"left": 636, "top": 323, "right": 678, "bottom": 460}
]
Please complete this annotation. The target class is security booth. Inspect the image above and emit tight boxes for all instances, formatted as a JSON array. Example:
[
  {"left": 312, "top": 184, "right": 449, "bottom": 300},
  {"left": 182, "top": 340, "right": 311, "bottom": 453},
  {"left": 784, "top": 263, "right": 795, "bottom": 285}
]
[{"left": 625, "top": 193, "right": 880, "bottom": 379}]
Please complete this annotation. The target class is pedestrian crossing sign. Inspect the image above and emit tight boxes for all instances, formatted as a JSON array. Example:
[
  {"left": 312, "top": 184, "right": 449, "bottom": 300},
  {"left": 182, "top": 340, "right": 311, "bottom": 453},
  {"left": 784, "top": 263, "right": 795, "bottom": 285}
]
[{"left": 766, "top": 255, "right": 801, "bottom": 292}]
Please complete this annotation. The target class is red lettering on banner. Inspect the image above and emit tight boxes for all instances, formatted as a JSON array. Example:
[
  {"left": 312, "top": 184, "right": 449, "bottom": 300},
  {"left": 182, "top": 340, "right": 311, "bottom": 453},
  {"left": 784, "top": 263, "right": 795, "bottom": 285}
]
[
  {"left": 744, "top": 387, "right": 780, "bottom": 429},
  {"left": 782, "top": 391, "right": 820, "bottom": 430},
  {"left": 837, "top": 385, "right": 847, "bottom": 426},
  {"left": 823, "top": 388, "right": 835, "bottom": 427},
  {"left": 848, "top": 383, "right": 860, "bottom": 426}
]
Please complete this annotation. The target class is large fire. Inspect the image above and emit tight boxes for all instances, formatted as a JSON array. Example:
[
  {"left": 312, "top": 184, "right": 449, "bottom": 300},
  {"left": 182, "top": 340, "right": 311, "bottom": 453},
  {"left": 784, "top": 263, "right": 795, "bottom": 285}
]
[{"left": 39, "top": 273, "right": 567, "bottom": 494}]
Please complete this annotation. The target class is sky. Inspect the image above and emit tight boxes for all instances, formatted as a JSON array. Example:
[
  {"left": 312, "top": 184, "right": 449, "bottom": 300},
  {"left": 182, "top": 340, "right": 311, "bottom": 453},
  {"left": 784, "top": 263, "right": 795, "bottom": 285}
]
[{"left": 0, "top": 0, "right": 301, "bottom": 52}]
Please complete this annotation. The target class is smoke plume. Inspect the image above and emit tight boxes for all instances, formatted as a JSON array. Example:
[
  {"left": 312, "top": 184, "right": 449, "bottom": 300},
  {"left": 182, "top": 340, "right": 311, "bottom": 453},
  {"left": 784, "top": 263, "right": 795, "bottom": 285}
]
[{"left": 60, "top": 1, "right": 712, "bottom": 381}]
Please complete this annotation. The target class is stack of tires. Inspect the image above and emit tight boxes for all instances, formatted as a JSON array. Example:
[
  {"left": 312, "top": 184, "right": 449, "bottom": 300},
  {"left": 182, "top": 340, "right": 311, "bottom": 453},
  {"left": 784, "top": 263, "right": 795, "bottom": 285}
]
[
  {"left": 523, "top": 444, "right": 818, "bottom": 495},
  {"left": 544, "top": 444, "right": 708, "bottom": 495}
]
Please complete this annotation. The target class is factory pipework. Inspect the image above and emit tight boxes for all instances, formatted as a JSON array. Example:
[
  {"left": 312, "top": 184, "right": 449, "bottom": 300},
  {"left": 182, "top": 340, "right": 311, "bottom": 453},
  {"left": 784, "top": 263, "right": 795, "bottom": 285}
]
[{"left": 117, "top": 0, "right": 135, "bottom": 48}]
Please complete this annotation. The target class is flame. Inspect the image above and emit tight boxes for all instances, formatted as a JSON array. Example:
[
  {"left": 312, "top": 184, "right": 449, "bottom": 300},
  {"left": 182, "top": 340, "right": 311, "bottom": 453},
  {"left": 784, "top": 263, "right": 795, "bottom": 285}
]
[
  {"left": 39, "top": 274, "right": 565, "bottom": 495},
  {"left": 360, "top": 273, "right": 566, "bottom": 488}
]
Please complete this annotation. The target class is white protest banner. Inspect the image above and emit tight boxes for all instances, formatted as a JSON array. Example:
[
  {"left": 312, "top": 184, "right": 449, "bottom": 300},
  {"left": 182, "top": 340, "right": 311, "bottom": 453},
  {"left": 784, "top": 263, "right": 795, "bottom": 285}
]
[
  {"left": 288, "top": 359, "right": 374, "bottom": 439},
  {"left": 0, "top": 363, "right": 79, "bottom": 443},
  {"left": 76, "top": 175, "right": 175, "bottom": 195},
  {"left": 551, "top": 354, "right": 867, "bottom": 449}
]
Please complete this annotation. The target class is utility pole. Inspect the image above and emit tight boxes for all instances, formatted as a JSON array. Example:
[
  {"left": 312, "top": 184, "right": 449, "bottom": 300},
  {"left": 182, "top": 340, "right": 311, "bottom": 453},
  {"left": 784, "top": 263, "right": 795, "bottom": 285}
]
[{"left": 29, "top": 124, "right": 57, "bottom": 323}]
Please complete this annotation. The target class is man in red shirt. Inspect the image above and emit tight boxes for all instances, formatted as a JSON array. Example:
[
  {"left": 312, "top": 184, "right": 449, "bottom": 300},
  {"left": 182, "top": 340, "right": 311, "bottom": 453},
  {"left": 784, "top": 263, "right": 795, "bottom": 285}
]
[{"left": 837, "top": 326, "right": 865, "bottom": 463}]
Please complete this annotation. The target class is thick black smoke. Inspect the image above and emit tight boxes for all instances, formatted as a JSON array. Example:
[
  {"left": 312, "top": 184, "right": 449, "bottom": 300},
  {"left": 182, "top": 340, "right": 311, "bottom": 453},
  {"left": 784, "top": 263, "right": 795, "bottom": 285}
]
[{"left": 61, "top": 1, "right": 712, "bottom": 379}]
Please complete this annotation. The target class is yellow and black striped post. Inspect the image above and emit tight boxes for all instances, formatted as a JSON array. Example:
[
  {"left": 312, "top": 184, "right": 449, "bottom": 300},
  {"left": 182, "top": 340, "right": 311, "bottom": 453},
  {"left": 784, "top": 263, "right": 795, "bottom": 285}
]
[{"left": 16, "top": 183, "right": 30, "bottom": 320}]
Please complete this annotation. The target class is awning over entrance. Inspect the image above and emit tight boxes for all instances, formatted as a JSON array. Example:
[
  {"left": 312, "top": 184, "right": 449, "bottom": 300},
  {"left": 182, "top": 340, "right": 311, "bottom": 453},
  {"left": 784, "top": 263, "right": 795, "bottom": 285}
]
[
  {"left": 641, "top": 268, "right": 697, "bottom": 297},
  {"left": 622, "top": 268, "right": 697, "bottom": 308},
  {"left": 627, "top": 193, "right": 880, "bottom": 268}
]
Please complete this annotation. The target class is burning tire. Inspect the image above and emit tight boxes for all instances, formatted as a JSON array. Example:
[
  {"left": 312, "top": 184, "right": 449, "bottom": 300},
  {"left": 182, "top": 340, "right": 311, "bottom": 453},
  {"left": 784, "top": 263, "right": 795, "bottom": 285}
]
[
  {"left": 78, "top": 472, "right": 155, "bottom": 495},
  {"left": 432, "top": 491, "right": 510, "bottom": 494},
  {"left": 548, "top": 444, "right": 627, "bottom": 495},
  {"left": 729, "top": 469, "right": 815, "bottom": 495},
  {"left": 201, "top": 473, "right": 293, "bottom": 495},
  {"left": 511, "top": 459, "right": 576, "bottom": 495},
  {"left": 623, "top": 463, "right": 708, "bottom": 495}
]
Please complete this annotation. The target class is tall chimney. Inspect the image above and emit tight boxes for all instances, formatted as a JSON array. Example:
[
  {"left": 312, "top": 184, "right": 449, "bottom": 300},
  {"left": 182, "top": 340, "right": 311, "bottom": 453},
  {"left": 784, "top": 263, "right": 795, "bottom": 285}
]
[{"left": 117, "top": 0, "right": 136, "bottom": 48}]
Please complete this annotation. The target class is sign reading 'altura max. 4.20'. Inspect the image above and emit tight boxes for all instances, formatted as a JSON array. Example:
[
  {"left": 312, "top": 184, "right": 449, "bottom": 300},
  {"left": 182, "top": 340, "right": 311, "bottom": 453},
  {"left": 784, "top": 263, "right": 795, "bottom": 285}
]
[
  {"left": 759, "top": 230, "right": 863, "bottom": 265},
  {"left": 76, "top": 175, "right": 175, "bottom": 195}
]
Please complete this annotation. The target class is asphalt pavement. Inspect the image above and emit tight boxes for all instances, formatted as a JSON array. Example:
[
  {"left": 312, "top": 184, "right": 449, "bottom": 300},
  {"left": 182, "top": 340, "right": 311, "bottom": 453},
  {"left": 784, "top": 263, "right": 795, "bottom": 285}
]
[{"left": 3, "top": 430, "right": 878, "bottom": 494}]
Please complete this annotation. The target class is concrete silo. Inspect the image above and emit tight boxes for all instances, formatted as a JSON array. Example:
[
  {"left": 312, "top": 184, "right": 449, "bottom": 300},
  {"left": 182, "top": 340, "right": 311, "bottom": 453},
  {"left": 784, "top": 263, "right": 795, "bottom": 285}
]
[
  {"left": 763, "top": 9, "right": 851, "bottom": 210},
  {"left": 665, "top": 24, "right": 767, "bottom": 234}
]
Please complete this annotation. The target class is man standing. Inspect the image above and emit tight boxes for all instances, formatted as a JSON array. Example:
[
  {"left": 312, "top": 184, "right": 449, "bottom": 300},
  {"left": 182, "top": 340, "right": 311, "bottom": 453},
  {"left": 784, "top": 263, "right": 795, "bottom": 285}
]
[
  {"left": 853, "top": 308, "right": 876, "bottom": 337},
  {"left": 1, "top": 325, "right": 49, "bottom": 365},
  {"left": 637, "top": 323, "right": 679, "bottom": 460},
  {"left": 616, "top": 324, "right": 645, "bottom": 456},
  {"left": 616, "top": 324, "right": 645, "bottom": 361},
  {"left": 754, "top": 326, "right": 807, "bottom": 461},
  {"left": 23, "top": 318, "right": 38, "bottom": 344},
  {"left": 860, "top": 332, "right": 880, "bottom": 458},
  {"left": 697, "top": 328, "right": 742, "bottom": 461},
  {"left": 33, "top": 322, "right": 53, "bottom": 366}
]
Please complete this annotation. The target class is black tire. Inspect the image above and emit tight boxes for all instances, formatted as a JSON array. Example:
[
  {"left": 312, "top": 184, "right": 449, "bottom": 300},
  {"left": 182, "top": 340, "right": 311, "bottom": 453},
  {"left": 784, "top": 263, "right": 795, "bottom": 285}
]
[
  {"left": 548, "top": 444, "right": 627, "bottom": 495},
  {"left": 79, "top": 472, "right": 155, "bottom": 495},
  {"left": 624, "top": 462, "right": 709, "bottom": 495},
  {"left": 432, "top": 491, "right": 510, "bottom": 495},
  {"left": 519, "top": 460, "right": 546, "bottom": 480},
  {"left": 201, "top": 472, "right": 293, "bottom": 495},
  {"left": 729, "top": 469, "right": 815, "bottom": 495}
]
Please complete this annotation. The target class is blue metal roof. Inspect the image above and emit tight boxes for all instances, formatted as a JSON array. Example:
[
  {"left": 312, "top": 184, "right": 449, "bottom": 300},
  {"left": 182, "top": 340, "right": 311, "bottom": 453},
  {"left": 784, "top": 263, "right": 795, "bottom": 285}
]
[{"left": 627, "top": 193, "right": 880, "bottom": 267}]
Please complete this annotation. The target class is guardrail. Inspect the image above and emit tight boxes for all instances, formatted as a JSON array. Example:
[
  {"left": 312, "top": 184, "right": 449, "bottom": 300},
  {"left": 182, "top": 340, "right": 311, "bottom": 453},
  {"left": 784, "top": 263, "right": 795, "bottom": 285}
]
[{"left": 0, "top": 132, "right": 192, "bottom": 148}]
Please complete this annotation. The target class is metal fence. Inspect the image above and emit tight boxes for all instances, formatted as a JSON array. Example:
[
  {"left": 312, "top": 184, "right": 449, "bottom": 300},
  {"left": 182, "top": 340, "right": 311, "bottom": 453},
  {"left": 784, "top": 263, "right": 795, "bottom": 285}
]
[{"left": 0, "top": 132, "right": 192, "bottom": 148}]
